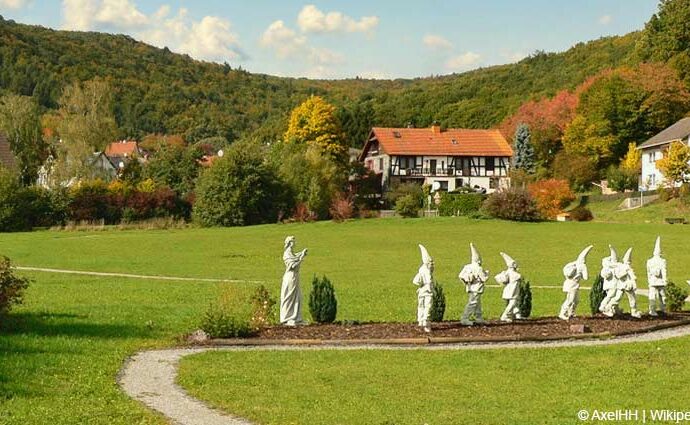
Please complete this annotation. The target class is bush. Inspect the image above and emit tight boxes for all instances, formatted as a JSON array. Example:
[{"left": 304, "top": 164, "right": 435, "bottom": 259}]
[
  {"left": 553, "top": 151, "right": 598, "bottom": 192},
  {"left": 606, "top": 165, "right": 638, "bottom": 192},
  {"left": 528, "top": 179, "right": 575, "bottom": 220},
  {"left": 437, "top": 193, "right": 486, "bottom": 216},
  {"left": 569, "top": 206, "right": 594, "bottom": 222},
  {"left": 481, "top": 187, "right": 540, "bottom": 222},
  {"left": 384, "top": 182, "right": 424, "bottom": 208},
  {"left": 308, "top": 275, "right": 337, "bottom": 323},
  {"left": 69, "top": 180, "right": 120, "bottom": 223},
  {"left": 249, "top": 285, "right": 277, "bottom": 330},
  {"left": 290, "top": 202, "right": 317, "bottom": 222},
  {"left": 0, "top": 171, "right": 63, "bottom": 231},
  {"left": 430, "top": 283, "right": 446, "bottom": 322},
  {"left": 329, "top": 192, "right": 354, "bottom": 222},
  {"left": 666, "top": 281, "right": 689, "bottom": 312},
  {"left": 0, "top": 256, "right": 30, "bottom": 314},
  {"left": 200, "top": 304, "right": 253, "bottom": 338},
  {"left": 395, "top": 194, "right": 420, "bottom": 218},
  {"left": 193, "top": 142, "right": 291, "bottom": 227},
  {"left": 517, "top": 279, "right": 532, "bottom": 318},
  {"left": 589, "top": 275, "right": 605, "bottom": 315}
]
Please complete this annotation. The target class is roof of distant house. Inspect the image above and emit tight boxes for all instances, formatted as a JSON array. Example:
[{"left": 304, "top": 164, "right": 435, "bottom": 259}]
[
  {"left": 105, "top": 140, "right": 140, "bottom": 157},
  {"left": 0, "top": 133, "right": 17, "bottom": 170},
  {"left": 638, "top": 117, "right": 690, "bottom": 150},
  {"left": 360, "top": 126, "right": 513, "bottom": 159}
]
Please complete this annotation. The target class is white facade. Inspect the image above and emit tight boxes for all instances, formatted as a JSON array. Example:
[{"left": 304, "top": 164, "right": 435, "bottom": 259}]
[{"left": 639, "top": 137, "right": 690, "bottom": 190}]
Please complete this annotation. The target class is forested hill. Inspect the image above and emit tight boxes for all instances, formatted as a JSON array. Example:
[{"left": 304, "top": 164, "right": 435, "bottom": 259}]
[{"left": 0, "top": 15, "right": 640, "bottom": 146}]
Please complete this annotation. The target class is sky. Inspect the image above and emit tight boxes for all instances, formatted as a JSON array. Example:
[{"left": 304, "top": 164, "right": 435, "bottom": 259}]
[{"left": 0, "top": 0, "right": 660, "bottom": 80}]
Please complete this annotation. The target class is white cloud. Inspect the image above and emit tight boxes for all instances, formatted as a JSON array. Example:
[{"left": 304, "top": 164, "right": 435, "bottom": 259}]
[
  {"left": 423, "top": 34, "right": 452, "bottom": 51},
  {"left": 599, "top": 14, "right": 612, "bottom": 25},
  {"left": 260, "top": 20, "right": 306, "bottom": 59},
  {"left": 297, "top": 4, "right": 378, "bottom": 34},
  {"left": 445, "top": 52, "right": 481, "bottom": 71},
  {"left": 61, "top": 1, "right": 245, "bottom": 62},
  {"left": 0, "top": 0, "right": 28, "bottom": 9}
]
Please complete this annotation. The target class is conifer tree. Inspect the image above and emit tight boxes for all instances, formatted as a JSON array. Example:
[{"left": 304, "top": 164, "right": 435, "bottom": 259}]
[{"left": 513, "top": 124, "right": 535, "bottom": 173}]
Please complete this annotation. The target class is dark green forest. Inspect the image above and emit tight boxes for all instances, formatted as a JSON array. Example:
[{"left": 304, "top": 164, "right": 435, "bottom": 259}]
[{"left": 0, "top": 14, "right": 640, "bottom": 147}]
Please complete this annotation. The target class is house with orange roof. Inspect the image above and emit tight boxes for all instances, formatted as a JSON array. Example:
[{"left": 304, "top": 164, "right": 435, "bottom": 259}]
[
  {"left": 359, "top": 124, "right": 513, "bottom": 193},
  {"left": 104, "top": 140, "right": 146, "bottom": 169}
]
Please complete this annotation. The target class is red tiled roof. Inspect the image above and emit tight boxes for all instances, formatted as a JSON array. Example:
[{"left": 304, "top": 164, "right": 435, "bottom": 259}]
[
  {"left": 0, "top": 133, "right": 17, "bottom": 170},
  {"left": 105, "top": 141, "right": 139, "bottom": 157},
  {"left": 366, "top": 127, "right": 513, "bottom": 157}
]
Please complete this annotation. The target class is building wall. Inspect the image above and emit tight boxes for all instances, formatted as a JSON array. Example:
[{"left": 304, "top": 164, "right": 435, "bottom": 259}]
[{"left": 641, "top": 147, "right": 665, "bottom": 190}]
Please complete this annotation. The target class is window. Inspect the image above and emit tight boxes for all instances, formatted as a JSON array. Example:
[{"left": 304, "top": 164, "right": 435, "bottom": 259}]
[
  {"left": 648, "top": 152, "right": 655, "bottom": 163},
  {"left": 489, "top": 177, "right": 499, "bottom": 189},
  {"left": 379, "top": 158, "right": 384, "bottom": 171},
  {"left": 455, "top": 178, "right": 463, "bottom": 188},
  {"left": 393, "top": 131, "right": 401, "bottom": 138},
  {"left": 485, "top": 157, "right": 495, "bottom": 172},
  {"left": 438, "top": 181, "right": 449, "bottom": 191}
]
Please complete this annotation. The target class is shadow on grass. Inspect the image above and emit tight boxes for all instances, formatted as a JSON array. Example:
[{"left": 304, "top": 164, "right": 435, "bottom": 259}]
[{"left": 0, "top": 312, "right": 153, "bottom": 339}]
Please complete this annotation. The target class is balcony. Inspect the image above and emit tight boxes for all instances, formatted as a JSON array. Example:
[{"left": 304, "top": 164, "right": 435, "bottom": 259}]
[{"left": 392, "top": 167, "right": 459, "bottom": 177}]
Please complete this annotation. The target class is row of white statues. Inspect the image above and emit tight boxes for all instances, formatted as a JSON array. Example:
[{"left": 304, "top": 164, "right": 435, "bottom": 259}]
[{"left": 279, "top": 234, "right": 670, "bottom": 330}]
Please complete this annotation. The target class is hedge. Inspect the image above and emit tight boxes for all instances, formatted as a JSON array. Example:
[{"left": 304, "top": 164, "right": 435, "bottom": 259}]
[{"left": 438, "top": 192, "right": 486, "bottom": 216}]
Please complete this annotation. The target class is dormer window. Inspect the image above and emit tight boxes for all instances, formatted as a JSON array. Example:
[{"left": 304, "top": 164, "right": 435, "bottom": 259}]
[{"left": 393, "top": 131, "right": 401, "bottom": 138}]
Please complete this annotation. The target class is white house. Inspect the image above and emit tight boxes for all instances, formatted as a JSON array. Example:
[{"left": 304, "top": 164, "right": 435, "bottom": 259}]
[
  {"left": 359, "top": 124, "right": 513, "bottom": 193},
  {"left": 638, "top": 117, "right": 690, "bottom": 190}
]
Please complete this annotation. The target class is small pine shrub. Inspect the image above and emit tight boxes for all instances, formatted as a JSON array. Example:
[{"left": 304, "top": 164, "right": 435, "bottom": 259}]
[
  {"left": 430, "top": 283, "right": 446, "bottom": 322},
  {"left": 249, "top": 285, "right": 277, "bottom": 330},
  {"left": 395, "top": 194, "right": 420, "bottom": 218},
  {"left": 666, "top": 281, "right": 689, "bottom": 312},
  {"left": 309, "top": 275, "right": 337, "bottom": 323},
  {"left": 517, "top": 279, "right": 532, "bottom": 318},
  {"left": 569, "top": 206, "right": 594, "bottom": 222},
  {"left": 0, "top": 256, "right": 30, "bottom": 314},
  {"left": 589, "top": 274, "right": 605, "bottom": 315},
  {"left": 199, "top": 304, "right": 252, "bottom": 338}
]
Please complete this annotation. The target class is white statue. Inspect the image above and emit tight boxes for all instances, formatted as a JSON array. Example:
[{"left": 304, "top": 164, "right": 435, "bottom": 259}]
[
  {"left": 413, "top": 244, "right": 434, "bottom": 332},
  {"left": 459, "top": 243, "right": 489, "bottom": 326},
  {"left": 494, "top": 252, "right": 522, "bottom": 322},
  {"left": 598, "top": 245, "right": 619, "bottom": 315},
  {"left": 280, "top": 236, "right": 308, "bottom": 326},
  {"left": 607, "top": 247, "right": 642, "bottom": 318},
  {"left": 647, "top": 236, "right": 667, "bottom": 316},
  {"left": 558, "top": 245, "right": 593, "bottom": 320}
]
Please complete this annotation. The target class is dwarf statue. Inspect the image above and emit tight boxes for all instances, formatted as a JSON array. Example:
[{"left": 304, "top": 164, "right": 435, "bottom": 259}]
[
  {"left": 413, "top": 244, "right": 434, "bottom": 332},
  {"left": 459, "top": 243, "right": 489, "bottom": 326},
  {"left": 607, "top": 247, "right": 642, "bottom": 318},
  {"left": 558, "top": 245, "right": 593, "bottom": 321},
  {"left": 280, "top": 236, "right": 308, "bottom": 326},
  {"left": 494, "top": 252, "right": 522, "bottom": 322},
  {"left": 598, "top": 245, "right": 619, "bottom": 315},
  {"left": 647, "top": 236, "right": 668, "bottom": 316}
]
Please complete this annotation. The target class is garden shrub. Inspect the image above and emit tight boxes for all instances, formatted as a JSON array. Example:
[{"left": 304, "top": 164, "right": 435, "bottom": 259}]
[
  {"left": 517, "top": 279, "right": 532, "bottom": 318},
  {"left": 0, "top": 256, "right": 30, "bottom": 314},
  {"left": 430, "top": 283, "right": 446, "bottom": 322},
  {"left": 200, "top": 304, "right": 252, "bottom": 338},
  {"left": 569, "top": 206, "right": 594, "bottom": 222},
  {"left": 438, "top": 193, "right": 486, "bottom": 216},
  {"left": 309, "top": 275, "right": 337, "bottom": 323},
  {"left": 329, "top": 192, "right": 354, "bottom": 222},
  {"left": 666, "top": 281, "right": 688, "bottom": 312},
  {"left": 589, "top": 275, "right": 605, "bottom": 315},
  {"left": 249, "top": 285, "right": 277, "bottom": 330},
  {"left": 606, "top": 165, "right": 638, "bottom": 192},
  {"left": 291, "top": 202, "right": 317, "bottom": 222},
  {"left": 69, "top": 180, "right": 120, "bottom": 223},
  {"left": 528, "top": 179, "right": 575, "bottom": 219},
  {"left": 395, "top": 194, "right": 420, "bottom": 218},
  {"left": 385, "top": 182, "right": 424, "bottom": 208},
  {"left": 481, "top": 187, "right": 540, "bottom": 222}
]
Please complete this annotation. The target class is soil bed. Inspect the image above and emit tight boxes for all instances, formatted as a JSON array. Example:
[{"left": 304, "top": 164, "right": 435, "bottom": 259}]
[{"left": 244, "top": 313, "right": 690, "bottom": 342}]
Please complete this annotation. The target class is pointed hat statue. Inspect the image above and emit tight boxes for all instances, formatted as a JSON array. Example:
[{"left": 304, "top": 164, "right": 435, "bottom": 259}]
[
  {"left": 622, "top": 247, "right": 633, "bottom": 265},
  {"left": 653, "top": 236, "right": 662, "bottom": 257},
  {"left": 608, "top": 245, "right": 618, "bottom": 262},
  {"left": 419, "top": 244, "right": 433, "bottom": 264},
  {"left": 577, "top": 245, "right": 594, "bottom": 264},
  {"left": 500, "top": 252, "right": 517, "bottom": 268},
  {"left": 470, "top": 243, "right": 481, "bottom": 264}
]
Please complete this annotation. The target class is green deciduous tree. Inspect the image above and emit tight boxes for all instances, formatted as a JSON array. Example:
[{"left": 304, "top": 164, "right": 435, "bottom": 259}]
[
  {"left": 285, "top": 96, "right": 348, "bottom": 163},
  {"left": 0, "top": 94, "right": 47, "bottom": 185},
  {"left": 144, "top": 144, "right": 202, "bottom": 196},
  {"left": 656, "top": 141, "right": 690, "bottom": 186}
]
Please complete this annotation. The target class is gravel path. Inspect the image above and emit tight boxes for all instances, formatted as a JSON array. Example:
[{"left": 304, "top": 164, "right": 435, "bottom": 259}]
[{"left": 119, "top": 323, "right": 690, "bottom": 425}]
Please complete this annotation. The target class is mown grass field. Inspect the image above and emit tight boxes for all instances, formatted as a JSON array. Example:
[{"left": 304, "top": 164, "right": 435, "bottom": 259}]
[{"left": 0, "top": 217, "right": 689, "bottom": 424}]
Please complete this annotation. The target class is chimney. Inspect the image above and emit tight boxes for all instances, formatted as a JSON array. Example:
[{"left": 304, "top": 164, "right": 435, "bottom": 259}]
[{"left": 431, "top": 122, "right": 441, "bottom": 134}]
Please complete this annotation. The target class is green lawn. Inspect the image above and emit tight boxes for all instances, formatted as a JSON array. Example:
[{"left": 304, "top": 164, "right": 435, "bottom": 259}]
[
  {"left": 588, "top": 197, "right": 690, "bottom": 224},
  {"left": 0, "top": 218, "right": 688, "bottom": 424},
  {"left": 179, "top": 339, "right": 690, "bottom": 425}
]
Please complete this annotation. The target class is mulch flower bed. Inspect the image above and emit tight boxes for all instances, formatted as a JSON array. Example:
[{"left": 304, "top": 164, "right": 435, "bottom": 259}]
[{"left": 242, "top": 313, "right": 690, "bottom": 343}]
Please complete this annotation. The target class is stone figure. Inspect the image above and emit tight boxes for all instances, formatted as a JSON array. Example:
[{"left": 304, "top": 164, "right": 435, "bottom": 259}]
[
  {"left": 598, "top": 245, "right": 619, "bottom": 315},
  {"left": 558, "top": 245, "right": 593, "bottom": 321},
  {"left": 647, "top": 236, "right": 668, "bottom": 316},
  {"left": 280, "top": 236, "right": 308, "bottom": 326},
  {"left": 413, "top": 244, "right": 435, "bottom": 332},
  {"left": 607, "top": 247, "right": 642, "bottom": 318},
  {"left": 459, "top": 243, "right": 489, "bottom": 326},
  {"left": 494, "top": 252, "right": 522, "bottom": 322}
]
